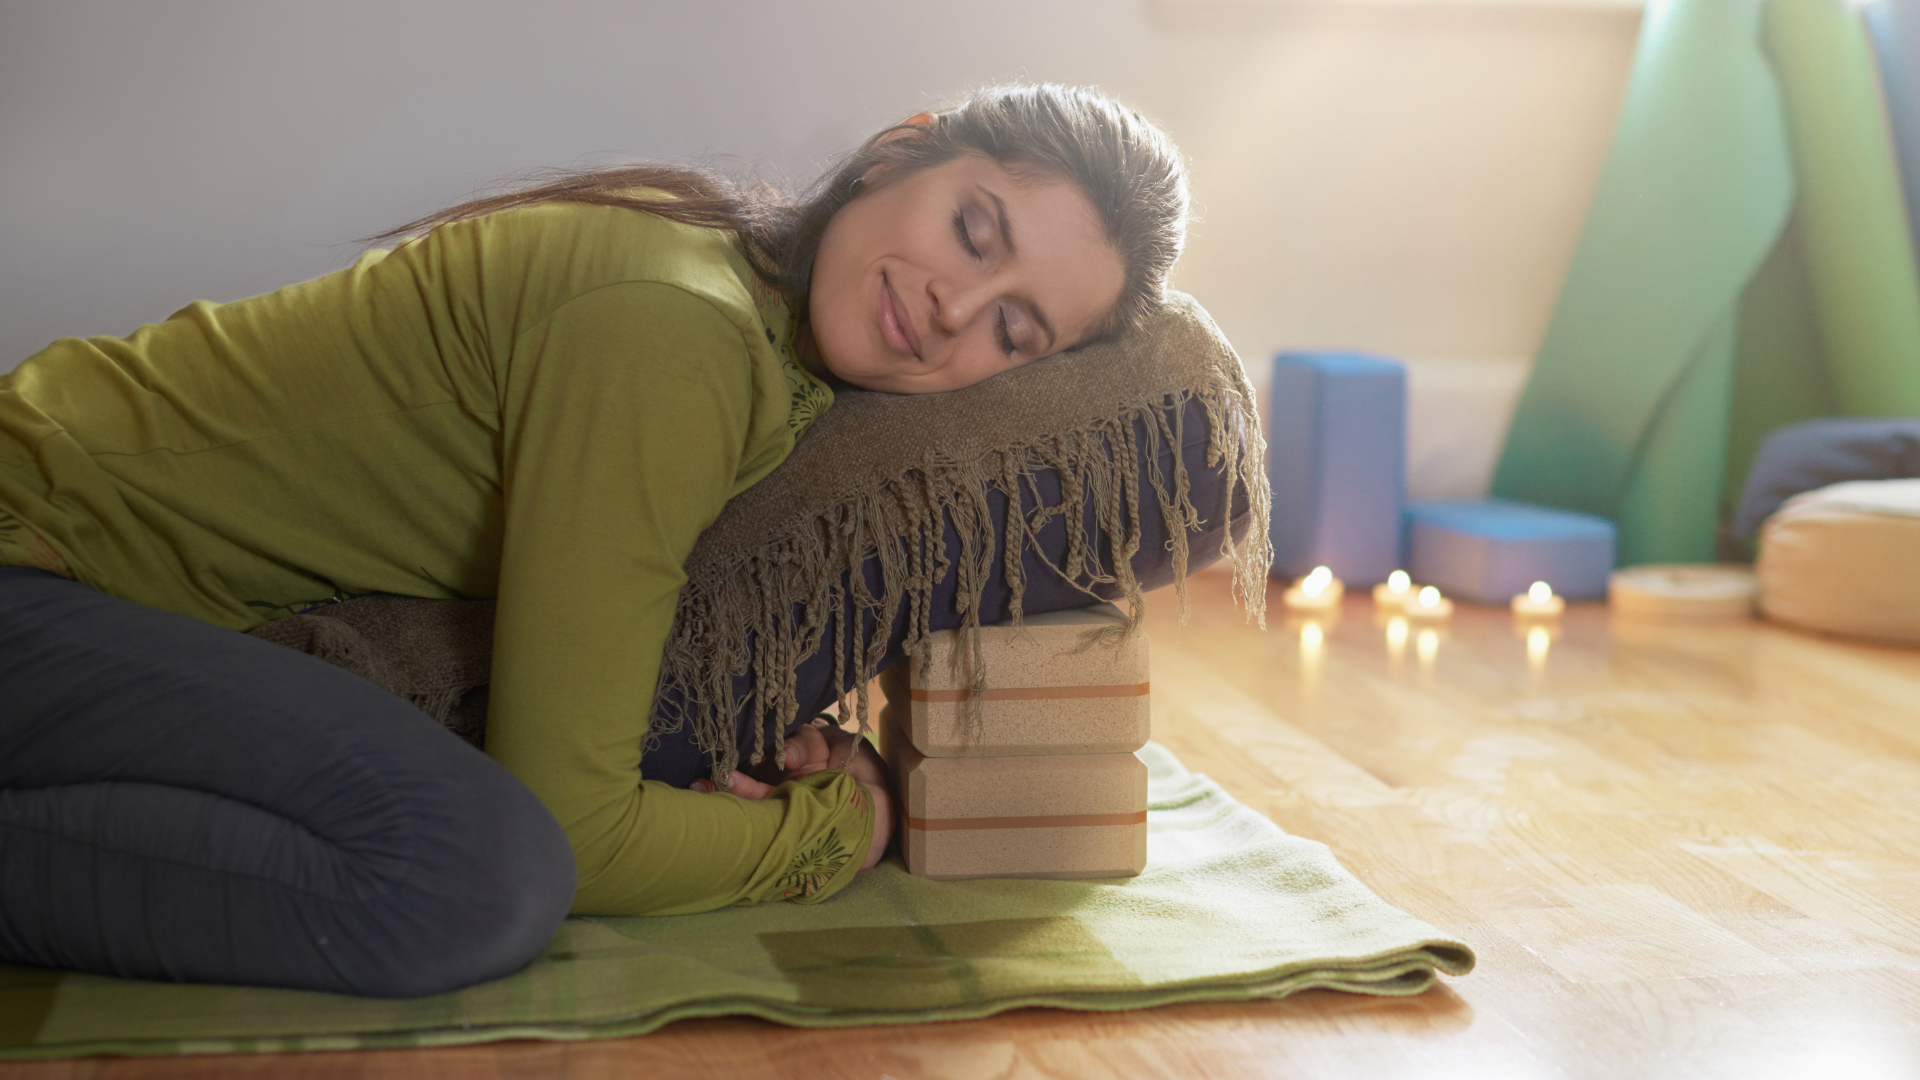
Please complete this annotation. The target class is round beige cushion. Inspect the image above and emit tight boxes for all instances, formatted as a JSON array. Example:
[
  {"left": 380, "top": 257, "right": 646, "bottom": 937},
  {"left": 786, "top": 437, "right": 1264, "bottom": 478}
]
[{"left": 1755, "top": 479, "right": 1920, "bottom": 646}]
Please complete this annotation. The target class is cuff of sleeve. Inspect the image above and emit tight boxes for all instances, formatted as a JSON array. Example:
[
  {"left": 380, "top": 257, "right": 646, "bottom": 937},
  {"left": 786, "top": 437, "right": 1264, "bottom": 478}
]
[{"left": 776, "top": 769, "right": 875, "bottom": 906}]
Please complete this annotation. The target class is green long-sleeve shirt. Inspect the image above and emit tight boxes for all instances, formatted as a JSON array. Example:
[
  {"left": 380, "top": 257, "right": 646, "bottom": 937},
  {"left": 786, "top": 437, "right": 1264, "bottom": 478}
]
[{"left": 0, "top": 199, "right": 866, "bottom": 915}]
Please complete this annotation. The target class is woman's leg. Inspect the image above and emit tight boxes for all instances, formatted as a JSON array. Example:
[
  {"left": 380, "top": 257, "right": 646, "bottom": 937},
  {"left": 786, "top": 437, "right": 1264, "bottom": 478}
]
[{"left": 0, "top": 567, "right": 575, "bottom": 998}]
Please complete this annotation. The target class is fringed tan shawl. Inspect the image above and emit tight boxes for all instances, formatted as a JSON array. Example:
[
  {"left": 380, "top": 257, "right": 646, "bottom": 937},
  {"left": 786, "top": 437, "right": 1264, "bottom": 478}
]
[
  {"left": 247, "top": 594, "right": 495, "bottom": 747},
  {"left": 249, "top": 291, "right": 1271, "bottom": 778},
  {"left": 651, "top": 291, "right": 1270, "bottom": 783}
]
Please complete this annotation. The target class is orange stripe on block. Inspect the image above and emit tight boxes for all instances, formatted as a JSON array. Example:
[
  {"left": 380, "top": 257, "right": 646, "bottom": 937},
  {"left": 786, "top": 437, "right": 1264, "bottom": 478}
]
[
  {"left": 907, "top": 811, "right": 1148, "bottom": 832},
  {"left": 908, "top": 681, "right": 1150, "bottom": 703}
]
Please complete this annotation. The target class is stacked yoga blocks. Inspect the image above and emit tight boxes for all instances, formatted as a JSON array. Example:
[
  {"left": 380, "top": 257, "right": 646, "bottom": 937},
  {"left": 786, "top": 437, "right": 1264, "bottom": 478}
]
[{"left": 877, "top": 603, "right": 1149, "bottom": 881}]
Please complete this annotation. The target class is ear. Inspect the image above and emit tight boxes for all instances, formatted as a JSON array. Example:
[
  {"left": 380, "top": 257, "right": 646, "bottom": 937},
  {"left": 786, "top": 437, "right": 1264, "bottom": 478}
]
[
  {"left": 858, "top": 112, "right": 938, "bottom": 188},
  {"left": 876, "top": 111, "right": 936, "bottom": 146}
]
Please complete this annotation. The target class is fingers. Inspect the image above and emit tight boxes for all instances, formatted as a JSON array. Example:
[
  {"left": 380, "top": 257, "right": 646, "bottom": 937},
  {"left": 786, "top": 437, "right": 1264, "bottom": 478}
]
[
  {"left": 815, "top": 721, "right": 858, "bottom": 769},
  {"left": 784, "top": 723, "right": 831, "bottom": 774},
  {"left": 843, "top": 739, "right": 891, "bottom": 792},
  {"left": 688, "top": 772, "right": 774, "bottom": 798},
  {"left": 781, "top": 719, "right": 859, "bottom": 781},
  {"left": 687, "top": 719, "right": 878, "bottom": 798},
  {"left": 726, "top": 771, "right": 775, "bottom": 800}
]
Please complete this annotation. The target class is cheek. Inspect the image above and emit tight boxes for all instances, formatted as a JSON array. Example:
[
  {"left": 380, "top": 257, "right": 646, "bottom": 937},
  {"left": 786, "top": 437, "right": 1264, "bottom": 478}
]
[
  {"left": 808, "top": 238, "right": 846, "bottom": 320},
  {"left": 806, "top": 263, "right": 863, "bottom": 366},
  {"left": 808, "top": 218, "right": 863, "bottom": 324},
  {"left": 809, "top": 291, "right": 871, "bottom": 377}
]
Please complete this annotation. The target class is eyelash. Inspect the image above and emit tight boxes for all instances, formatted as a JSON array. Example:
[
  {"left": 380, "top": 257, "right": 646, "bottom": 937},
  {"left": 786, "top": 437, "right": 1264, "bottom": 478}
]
[
  {"left": 955, "top": 209, "right": 1019, "bottom": 358},
  {"left": 952, "top": 209, "right": 981, "bottom": 259}
]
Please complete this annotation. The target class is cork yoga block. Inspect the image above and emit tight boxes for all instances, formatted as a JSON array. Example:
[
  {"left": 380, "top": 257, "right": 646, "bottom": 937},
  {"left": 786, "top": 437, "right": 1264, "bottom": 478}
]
[
  {"left": 878, "top": 602, "right": 1150, "bottom": 757},
  {"left": 881, "top": 724, "right": 1149, "bottom": 881}
]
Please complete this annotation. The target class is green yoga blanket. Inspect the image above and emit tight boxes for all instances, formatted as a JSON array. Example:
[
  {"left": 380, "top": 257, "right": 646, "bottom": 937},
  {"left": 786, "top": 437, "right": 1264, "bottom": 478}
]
[
  {"left": 1493, "top": 0, "right": 1920, "bottom": 564},
  {"left": 0, "top": 744, "right": 1472, "bottom": 1061}
]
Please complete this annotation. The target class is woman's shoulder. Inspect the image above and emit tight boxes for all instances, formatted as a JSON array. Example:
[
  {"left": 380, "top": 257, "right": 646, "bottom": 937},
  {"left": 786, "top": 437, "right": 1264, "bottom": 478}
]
[{"left": 452, "top": 198, "right": 767, "bottom": 329}]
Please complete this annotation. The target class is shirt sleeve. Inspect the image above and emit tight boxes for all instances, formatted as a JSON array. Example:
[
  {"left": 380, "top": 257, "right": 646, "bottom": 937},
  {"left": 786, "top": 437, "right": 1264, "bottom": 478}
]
[{"left": 482, "top": 280, "right": 871, "bottom": 916}]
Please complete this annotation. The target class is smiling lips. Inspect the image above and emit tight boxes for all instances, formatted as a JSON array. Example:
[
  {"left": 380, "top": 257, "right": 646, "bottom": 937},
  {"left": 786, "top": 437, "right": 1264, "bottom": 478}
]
[{"left": 878, "top": 275, "right": 922, "bottom": 361}]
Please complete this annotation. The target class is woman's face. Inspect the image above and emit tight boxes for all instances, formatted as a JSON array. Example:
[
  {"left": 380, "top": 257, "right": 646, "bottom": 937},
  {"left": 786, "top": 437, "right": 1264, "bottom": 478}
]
[{"left": 806, "top": 155, "right": 1125, "bottom": 394}]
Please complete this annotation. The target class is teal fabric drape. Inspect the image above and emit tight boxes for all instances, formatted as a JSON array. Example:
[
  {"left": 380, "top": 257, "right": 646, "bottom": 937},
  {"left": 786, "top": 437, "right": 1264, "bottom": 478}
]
[
  {"left": 1864, "top": 1, "right": 1920, "bottom": 338},
  {"left": 1492, "top": 0, "right": 1920, "bottom": 564},
  {"left": 1768, "top": 0, "right": 1920, "bottom": 414},
  {"left": 1490, "top": 0, "right": 1791, "bottom": 565}
]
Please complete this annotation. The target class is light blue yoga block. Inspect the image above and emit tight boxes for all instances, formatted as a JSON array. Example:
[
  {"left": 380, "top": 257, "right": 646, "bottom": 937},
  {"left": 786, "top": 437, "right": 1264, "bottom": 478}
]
[
  {"left": 1404, "top": 499, "right": 1616, "bottom": 604},
  {"left": 1267, "top": 351, "right": 1406, "bottom": 586}
]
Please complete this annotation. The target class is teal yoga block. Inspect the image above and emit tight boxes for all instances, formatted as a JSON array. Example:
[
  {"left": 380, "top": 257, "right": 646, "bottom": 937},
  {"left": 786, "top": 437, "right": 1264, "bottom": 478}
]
[
  {"left": 1404, "top": 499, "right": 1616, "bottom": 604},
  {"left": 1267, "top": 352, "right": 1406, "bottom": 586}
]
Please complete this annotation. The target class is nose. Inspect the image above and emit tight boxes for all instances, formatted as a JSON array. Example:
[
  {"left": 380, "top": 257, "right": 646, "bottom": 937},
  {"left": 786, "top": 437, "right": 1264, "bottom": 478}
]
[{"left": 927, "top": 273, "right": 999, "bottom": 337}]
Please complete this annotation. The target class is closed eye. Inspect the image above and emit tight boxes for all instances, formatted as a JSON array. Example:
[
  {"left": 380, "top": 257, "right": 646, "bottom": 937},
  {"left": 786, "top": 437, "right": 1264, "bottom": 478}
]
[
  {"left": 958, "top": 205, "right": 1018, "bottom": 357},
  {"left": 952, "top": 209, "right": 983, "bottom": 260}
]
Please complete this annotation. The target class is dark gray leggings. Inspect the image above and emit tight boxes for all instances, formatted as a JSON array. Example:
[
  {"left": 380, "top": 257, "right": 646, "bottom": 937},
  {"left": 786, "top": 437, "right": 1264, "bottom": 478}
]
[{"left": 0, "top": 566, "right": 576, "bottom": 998}]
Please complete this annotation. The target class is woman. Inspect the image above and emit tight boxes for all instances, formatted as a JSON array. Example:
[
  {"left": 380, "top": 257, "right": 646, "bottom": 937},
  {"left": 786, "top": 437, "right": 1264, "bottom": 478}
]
[{"left": 0, "top": 84, "right": 1189, "bottom": 997}]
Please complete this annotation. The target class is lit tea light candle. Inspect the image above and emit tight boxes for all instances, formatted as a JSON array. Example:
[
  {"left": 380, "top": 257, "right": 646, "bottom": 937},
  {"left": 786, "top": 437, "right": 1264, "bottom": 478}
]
[
  {"left": 1403, "top": 585, "right": 1454, "bottom": 620},
  {"left": 1373, "top": 569, "right": 1416, "bottom": 610},
  {"left": 1283, "top": 565, "right": 1345, "bottom": 613},
  {"left": 1511, "top": 580, "right": 1566, "bottom": 618}
]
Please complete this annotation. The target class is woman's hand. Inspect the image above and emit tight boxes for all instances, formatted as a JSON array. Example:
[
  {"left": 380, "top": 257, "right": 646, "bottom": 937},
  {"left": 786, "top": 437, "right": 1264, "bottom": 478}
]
[{"left": 690, "top": 718, "right": 895, "bottom": 870}]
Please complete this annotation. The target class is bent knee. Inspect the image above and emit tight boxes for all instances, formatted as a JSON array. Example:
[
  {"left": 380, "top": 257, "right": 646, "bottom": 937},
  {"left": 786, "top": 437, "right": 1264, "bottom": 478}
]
[
  {"left": 340, "top": 767, "right": 576, "bottom": 998},
  {"left": 347, "top": 823, "right": 576, "bottom": 998}
]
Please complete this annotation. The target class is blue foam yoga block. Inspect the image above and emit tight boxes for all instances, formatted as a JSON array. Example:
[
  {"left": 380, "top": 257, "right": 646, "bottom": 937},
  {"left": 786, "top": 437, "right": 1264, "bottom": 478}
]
[
  {"left": 1404, "top": 499, "right": 1616, "bottom": 604},
  {"left": 1267, "top": 352, "right": 1406, "bottom": 586}
]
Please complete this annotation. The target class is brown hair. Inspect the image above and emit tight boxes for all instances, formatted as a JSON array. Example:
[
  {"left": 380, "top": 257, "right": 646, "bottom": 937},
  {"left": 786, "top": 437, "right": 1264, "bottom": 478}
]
[{"left": 370, "top": 83, "right": 1189, "bottom": 347}]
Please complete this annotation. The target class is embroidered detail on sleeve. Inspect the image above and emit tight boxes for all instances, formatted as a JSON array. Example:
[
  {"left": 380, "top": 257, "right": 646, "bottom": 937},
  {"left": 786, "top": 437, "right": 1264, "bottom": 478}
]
[
  {"left": 772, "top": 327, "right": 833, "bottom": 436},
  {"left": 775, "top": 826, "right": 853, "bottom": 902},
  {"left": 0, "top": 510, "right": 74, "bottom": 579},
  {"left": 750, "top": 285, "right": 833, "bottom": 438}
]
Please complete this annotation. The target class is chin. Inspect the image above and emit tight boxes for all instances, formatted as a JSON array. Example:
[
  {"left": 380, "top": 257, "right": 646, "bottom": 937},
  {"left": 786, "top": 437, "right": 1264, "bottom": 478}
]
[
  {"left": 833, "top": 370, "right": 895, "bottom": 394},
  {"left": 819, "top": 341, "right": 890, "bottom": 390}
]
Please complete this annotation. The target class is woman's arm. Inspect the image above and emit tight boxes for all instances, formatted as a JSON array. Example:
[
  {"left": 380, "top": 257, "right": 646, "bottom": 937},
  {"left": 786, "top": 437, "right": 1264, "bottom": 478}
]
[
  {"left": 708, "top": 718, "right": 894, "bottom": 870},
  {"left": 483, "top": 281, "right": 872, "bottom": 915}
]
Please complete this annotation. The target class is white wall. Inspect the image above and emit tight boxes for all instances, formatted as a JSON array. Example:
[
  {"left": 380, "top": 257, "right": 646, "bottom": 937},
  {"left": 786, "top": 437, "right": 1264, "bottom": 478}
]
[{"left": 0, "top": 0, "right": 1638, "bottom": 497}]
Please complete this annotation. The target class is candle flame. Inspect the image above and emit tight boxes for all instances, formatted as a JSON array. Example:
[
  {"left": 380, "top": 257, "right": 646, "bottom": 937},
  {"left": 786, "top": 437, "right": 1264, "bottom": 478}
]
[
  {"left": 1302, "top": 565, "right": 1333, "bottom": 599},
  {"left": 1529, "top": 581, "right": 1553, "bottom": 604},
  {"left": 1388, "top": 570, "right": 1410, "bottom": 592},
  {"left": 1418, "top": 586, "right": 1441, "bottom": 608}
]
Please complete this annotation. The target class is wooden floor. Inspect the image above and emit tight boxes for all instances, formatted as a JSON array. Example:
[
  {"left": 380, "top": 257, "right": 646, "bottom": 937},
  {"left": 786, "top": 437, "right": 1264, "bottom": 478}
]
[{"left": 9, "top": 567, "right": 1920, "bottom": 1079}]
